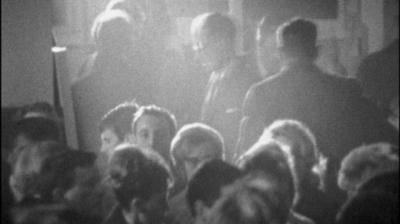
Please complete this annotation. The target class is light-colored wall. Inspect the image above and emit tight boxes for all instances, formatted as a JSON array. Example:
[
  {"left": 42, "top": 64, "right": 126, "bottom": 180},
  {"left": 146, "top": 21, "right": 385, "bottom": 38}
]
[{"left": 1, "top": 0, "right": 53, "bottom": 107}]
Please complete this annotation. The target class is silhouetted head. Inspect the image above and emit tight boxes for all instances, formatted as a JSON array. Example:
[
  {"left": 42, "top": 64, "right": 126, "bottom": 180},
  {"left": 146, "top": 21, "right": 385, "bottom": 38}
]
[{"left": 276, "top": 18, "right": 318, "bottom": 63}]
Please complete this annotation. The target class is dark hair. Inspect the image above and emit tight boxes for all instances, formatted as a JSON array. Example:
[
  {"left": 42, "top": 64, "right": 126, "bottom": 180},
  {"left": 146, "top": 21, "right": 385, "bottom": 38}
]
[
  {"left": 22, "top": 102, "right": 58, "bottom": 120},
  {"left": 277, "top": 17, "right": 318, "bottom": 58},
  {"left": 208, "top": 172, "right": 290, "bottom": 224},
  {"left": 37, "top": 149, "right": 97, "bottom": 202},
  {"left": 12, "top": 117, "right": 60, "bottom": 144},
  {"left": 99, "top": 101, "right": 138, "bottom": 140},
  {"left": 336, "top": 191, "right": 398, "bottom": 224},
  {"left": 170, "top": 123, "right": 225, "bottom": 167},
  {"left": 191, "top": 12, "right": 236, "bottom": 46},
  {"left": 132, "top": 105, "right": 177, "bottom": 137},
  {"left": 358, "top": 170, "right": 399, "bottom": 196},
  {"left": 340, "top": 143, "right": 398, "bottom": 184},
  {"left": 237, "top": 141, "right": 295, "bottom": 207},
  {"left": 109, "top": 145, "right": 172, "bottom": 208},
  {"left": 186, "top": 159, "right": 242, "bottom": 216}
]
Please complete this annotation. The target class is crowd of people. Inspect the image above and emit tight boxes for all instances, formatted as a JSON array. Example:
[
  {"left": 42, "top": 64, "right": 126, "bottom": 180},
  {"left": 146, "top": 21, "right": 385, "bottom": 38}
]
[{"left": 2, "top": 0, "right": 399, "bottom": 223}]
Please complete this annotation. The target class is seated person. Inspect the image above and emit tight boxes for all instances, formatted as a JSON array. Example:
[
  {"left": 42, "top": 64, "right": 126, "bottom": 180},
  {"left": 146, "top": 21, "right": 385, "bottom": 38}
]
[
  {"left": 99, "top": 101, "right": 138, "bottom": 158},
  {"left": 8, "top": 117, "right": 61, "bottom": 169},
  {"left": 186, "top": 159, "right": 242, "bottom": 224},
  {"left": 167, "top": 123, "right": 225, "bottom": 224},
  {"left": 337, "top": 142, "right": 398, "bottom": 197},
  {"left": 104, "top": 144, "right": 172, "bottom": 224},
  {"left": 208, "top": 172, "right": 290, "bottom": 224},
  {"left": 132, "top": 105, "right": 177, "bottom": 166},
  {"left": 262, "top": 119, "right": 335, "bottom": 224},
  {"left": 237, "top": 141, "right": 315, "bottom": 224}
]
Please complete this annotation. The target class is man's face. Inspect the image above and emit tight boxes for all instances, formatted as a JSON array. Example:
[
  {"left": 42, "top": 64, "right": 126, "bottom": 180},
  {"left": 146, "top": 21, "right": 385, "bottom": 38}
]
[
  {"left": 192, "top": 30, "right": 222, "bottom": 72},
  {"left": 181, "top": 141, "right": 220, "bottom": 179},
  {"left": 135, "top": 115, "right": 173, "bottom": 161},
  {"left": 100, "top": 128, "right": 121, "bottom": 158}
]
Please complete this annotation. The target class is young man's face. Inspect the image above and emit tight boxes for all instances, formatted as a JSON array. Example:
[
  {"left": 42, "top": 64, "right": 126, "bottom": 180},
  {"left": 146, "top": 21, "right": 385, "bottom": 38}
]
[
  {"left": 100, "top": 128, "right": 121, "bottom": 158},
  {"left": 135, "top": 115, "right": 173, "bottom": 162}
]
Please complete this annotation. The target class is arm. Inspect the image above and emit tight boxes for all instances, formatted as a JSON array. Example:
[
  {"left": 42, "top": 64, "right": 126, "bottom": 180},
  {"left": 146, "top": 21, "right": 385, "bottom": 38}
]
[{"left": 235, "top": 86, "right": 266, "bottom": 160}]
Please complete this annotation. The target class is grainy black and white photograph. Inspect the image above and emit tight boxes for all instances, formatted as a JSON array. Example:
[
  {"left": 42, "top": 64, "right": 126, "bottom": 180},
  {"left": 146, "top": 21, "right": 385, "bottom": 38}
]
[{"left": 1, "top": 0, "right": 398, "bottom": 224}]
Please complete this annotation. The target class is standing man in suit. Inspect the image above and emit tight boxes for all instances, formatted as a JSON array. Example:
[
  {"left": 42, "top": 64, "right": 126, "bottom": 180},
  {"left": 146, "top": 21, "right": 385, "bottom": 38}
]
[
  {"left": 190, "top": 12, "right": 261, "bottom": 162},
  {"left": 237, "top": 18, "right": 398, "bottom": 207}
]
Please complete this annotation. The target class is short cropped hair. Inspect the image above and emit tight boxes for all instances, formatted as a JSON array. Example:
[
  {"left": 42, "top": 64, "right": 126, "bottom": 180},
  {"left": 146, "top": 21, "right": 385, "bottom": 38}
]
[
  {"left": 109, "top": 145, "right": 172, "bottom": 208},
  {"left": 186, "top": 159, "right": 242, "bottom": 216},
  {"left": 237, "top": 141, "right": 295, "bottom": 207},
  {"left": 12, "top": 117, "right": 61, "bottom": 144},
  {"left": 132, "top": 105, "right": 177, "bottom": 137},
  {"left": 339, "top": 143, "right": 398, "bottom": 191},
  {"left": 170, "top": 123, "right": 224, "bottom": 167},
  {"left": 99, "top": 101, "right": 138, "bottom": 140},
  {"left": 276, "top": 17, "right": 318, "bottom": 58},
  {"left": 209, "top": 172, "right": 290, "bottom": 224},
  {"left": 91, "top": 9, "right": 134, "bottom": 50},
  {"left": 191, "top": 12, "right": 236, "bottom": 45}
]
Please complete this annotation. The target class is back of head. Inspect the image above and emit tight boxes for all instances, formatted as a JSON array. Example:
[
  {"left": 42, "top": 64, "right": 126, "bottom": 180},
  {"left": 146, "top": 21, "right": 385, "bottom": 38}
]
[
  {"left": 132, "top": 105, "right": 177, "bottom": 138},
  {"left": 105, "top": 0, "right": 146, "bottom": 26},
  {"left": 208, "top": 172, "right": 290, "bottom": 224},
  {"left": 237, "top": 141, "right": 295, "bottom": 207},
  {"left": 91, "top": 9, "right": 134, "bottom": 52},
  {"left": 11, "top": 141, "right": 69, "bottom": 202},
  {"left": 12, "top": 117, "right": 61, "bottom": 144},
  {"left": 339, "top": 142, "right": 399, "bottom": 192},
  {"left": 37, "top": 149, "right": 98, "bottom": 201},
  {"left": 277, "top": 17, "right": 318, "bottom": 60},
  {"left": 191, "top": 12, "right": 236, "bottom": 46},
  {"left": 186, "top": 159, "right": 242, "bottom": 216},
  {"left": 170, "top": 123, "right": 225, "bottom": 167},
  {"left": 108, "top": 145, "right": 172, "bottom": 208},
  {"left": 100, "top": 101, "right": 139, "bottom": 140},
  {"left": 336, "top": 191, "right": 398, "bottom": 224}
]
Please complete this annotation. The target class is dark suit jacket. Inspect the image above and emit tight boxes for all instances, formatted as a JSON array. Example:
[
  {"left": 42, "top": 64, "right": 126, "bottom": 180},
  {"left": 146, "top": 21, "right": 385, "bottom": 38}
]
[
  {"left": 72, "top": 52, "right": 154, "bottom": 154},
  {"left": 238, "top": 61, "right": 398, "bottom": 206},
  {"left": 201, "top": 54, "right": 261, "bottom": 162}
]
